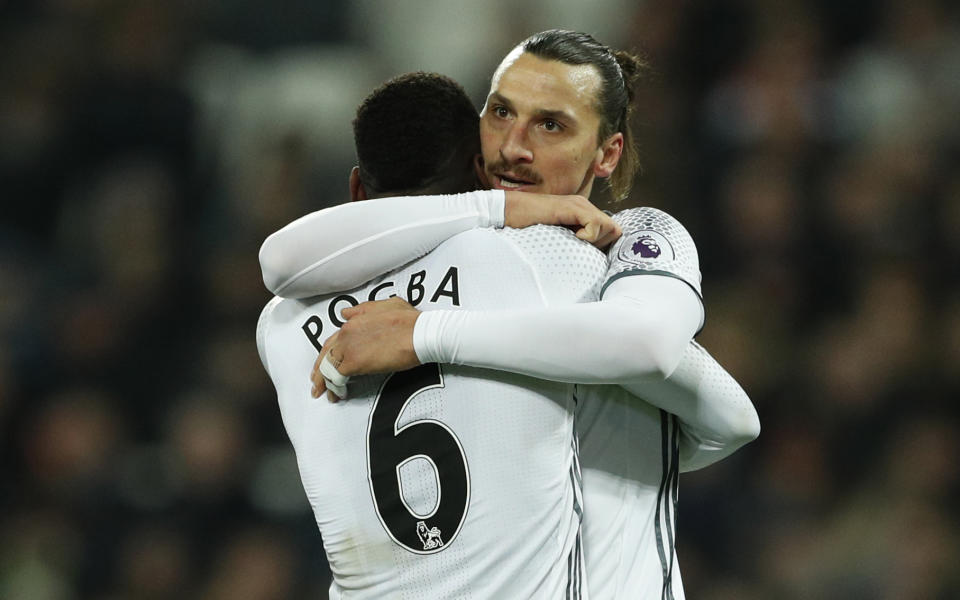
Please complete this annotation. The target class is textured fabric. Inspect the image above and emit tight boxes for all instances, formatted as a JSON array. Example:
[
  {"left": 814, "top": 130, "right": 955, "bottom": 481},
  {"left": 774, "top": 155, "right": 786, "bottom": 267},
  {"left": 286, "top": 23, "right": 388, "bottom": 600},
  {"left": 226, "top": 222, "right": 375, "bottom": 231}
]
[
  {"left": 258, "top": 226, "right": 598, "bottom": 598},
  {"left": 259, "top": 190, "right": 505, "bottom": 298},
  {"left": 575, "top": 385, "right": 686, "bottom": 600},
  {"left": 413, "top": 275, "right": 701, "bottom": 383},
  {"left": 259, "top": 197, "right": 757, "bottom": 599},
  {"left": 604, "top": 207, "right": 703, "bottom": 300}
]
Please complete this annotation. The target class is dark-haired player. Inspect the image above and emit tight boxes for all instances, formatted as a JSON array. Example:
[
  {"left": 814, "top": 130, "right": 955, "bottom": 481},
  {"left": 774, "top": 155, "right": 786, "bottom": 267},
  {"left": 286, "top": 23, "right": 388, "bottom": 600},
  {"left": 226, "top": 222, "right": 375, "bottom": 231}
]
[{"left": 258, "top": 71, "right": 607, "bottom": 598}]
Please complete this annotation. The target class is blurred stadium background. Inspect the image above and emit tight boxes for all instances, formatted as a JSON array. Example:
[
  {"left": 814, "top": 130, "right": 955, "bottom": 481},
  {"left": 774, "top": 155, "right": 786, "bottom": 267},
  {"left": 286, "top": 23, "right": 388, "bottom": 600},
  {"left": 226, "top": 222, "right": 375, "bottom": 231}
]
[{"left": 1, "top": 1, "right": 958, "bottom": 598}]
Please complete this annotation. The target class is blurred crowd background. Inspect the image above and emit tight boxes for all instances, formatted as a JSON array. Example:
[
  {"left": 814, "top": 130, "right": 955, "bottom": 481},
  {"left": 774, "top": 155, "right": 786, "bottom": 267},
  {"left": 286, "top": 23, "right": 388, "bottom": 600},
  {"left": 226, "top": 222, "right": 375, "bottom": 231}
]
[{"left": 1, "top": 0, "right": 958, "bottom": 598}]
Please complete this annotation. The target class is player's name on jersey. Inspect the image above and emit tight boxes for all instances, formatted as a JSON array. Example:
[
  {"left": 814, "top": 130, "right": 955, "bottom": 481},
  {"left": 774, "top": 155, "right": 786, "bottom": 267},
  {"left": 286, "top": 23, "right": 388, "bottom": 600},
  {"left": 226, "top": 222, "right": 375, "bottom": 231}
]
[{"left": 301, "top": 266, "right": 460, "bottom": 353}]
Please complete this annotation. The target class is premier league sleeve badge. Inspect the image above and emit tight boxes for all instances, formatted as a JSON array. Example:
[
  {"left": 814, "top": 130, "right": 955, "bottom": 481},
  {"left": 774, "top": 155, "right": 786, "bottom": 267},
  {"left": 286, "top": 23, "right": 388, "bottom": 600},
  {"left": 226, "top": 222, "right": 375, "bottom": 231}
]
[{"left": 617, "top": 230, "right": 675, "bottom": 266}]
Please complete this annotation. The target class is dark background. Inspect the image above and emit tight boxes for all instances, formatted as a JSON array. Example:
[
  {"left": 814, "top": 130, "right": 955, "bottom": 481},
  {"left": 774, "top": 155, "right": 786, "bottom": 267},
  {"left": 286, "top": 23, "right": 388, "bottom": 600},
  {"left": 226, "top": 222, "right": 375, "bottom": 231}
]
[{"left": 1, "top": 1, "right": 958, "bottom": 598}]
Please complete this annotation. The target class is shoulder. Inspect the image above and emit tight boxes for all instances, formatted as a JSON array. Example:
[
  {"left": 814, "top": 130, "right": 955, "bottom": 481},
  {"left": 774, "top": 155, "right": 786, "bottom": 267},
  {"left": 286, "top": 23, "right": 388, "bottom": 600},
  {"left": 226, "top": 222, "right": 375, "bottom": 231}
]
[
  {"left": 609, "top": 207, "right": 698, "bottom": 264},
  {"left": 497, "top": 225, "right": 608, "bottom": 303},
  {"left": 497, "top": 224, "right": 606, "bottom": 262},
  {"left": 605, "top": 206, "right": 703, "bottom": 299},
  {"left": 612, "top": 206, "right": 694, "bottom": 244}
]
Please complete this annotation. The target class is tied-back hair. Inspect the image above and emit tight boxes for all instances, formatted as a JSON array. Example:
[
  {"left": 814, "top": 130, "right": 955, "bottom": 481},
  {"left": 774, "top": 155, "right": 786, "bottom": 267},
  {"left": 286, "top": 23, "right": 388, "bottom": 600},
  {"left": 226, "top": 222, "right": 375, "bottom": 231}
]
[
  {"left": 522, "top": 29, "right": 648, "bottom": 201},
  {"left": 353, "top": 72, "right": 480, "bottom": 197}
]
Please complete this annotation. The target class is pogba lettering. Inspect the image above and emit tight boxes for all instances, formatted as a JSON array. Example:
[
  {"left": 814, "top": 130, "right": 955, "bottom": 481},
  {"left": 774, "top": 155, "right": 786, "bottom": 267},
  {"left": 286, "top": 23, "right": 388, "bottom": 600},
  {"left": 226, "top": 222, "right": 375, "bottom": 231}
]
[{"left": 301, "top": 266, "right": 460, "bottom": 352}]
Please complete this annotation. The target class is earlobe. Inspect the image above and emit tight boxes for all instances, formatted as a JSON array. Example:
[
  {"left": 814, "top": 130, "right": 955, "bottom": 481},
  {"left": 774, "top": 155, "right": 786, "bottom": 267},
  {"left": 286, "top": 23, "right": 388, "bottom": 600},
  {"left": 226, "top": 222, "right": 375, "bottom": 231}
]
[
  {"left": 594, "top": 133, "right": 624, "bottom": 178},
  {"left": 349, "top": 166, "right": 367, "bottom": 202}
]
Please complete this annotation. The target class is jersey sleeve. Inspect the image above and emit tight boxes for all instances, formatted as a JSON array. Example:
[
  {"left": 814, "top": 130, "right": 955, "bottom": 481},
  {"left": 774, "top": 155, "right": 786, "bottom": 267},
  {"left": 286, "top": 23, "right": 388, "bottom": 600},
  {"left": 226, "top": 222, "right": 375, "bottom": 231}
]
[
  {"left": 259, "top": 190, "right": 505, "bottom": 298},
  {"left": 413, "top": 270, "right": 702, "bottom": 383},
  {"left": 621, "top": 341, "right": 760, "bottom": 472},
  {"left": 603, "top": 207, "right": 703, "bottom": 301}
]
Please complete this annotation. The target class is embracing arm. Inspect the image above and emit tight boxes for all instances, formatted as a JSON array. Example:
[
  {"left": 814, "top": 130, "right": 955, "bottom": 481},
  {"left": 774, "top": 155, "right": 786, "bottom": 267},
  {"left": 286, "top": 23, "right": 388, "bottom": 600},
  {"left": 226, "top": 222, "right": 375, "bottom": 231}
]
[
  {"left": 259, "top": 191, "right": 505, "bottom": 298},
  {"left": 286, "top": 195, "right": 759, "bottom": 465},
  {"left": 411, "top": 275, "right": 758, "bottom": 469},
  {"left": 620, "top": 343, "right": 760, "bottom": 472},
  {"left": 414, "top": 275, "right": 701, "bottom": 383},
  {"left": 259, "top": 190, "right": 619, "bottom": 298},
  {"left": 313, "top": 274, "right": 758, "bottom": 469}
]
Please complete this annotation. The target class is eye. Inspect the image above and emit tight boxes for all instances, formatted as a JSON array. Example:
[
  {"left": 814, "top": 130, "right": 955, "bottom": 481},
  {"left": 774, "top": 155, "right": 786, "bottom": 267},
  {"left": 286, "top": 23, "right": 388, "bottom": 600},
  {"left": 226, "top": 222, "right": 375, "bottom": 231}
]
[
  {"left": 541, "top": 119, "right": 563, "bottom": 132},
  {"left": 493, "top": 105, "right": 510, "bottom": 118}
]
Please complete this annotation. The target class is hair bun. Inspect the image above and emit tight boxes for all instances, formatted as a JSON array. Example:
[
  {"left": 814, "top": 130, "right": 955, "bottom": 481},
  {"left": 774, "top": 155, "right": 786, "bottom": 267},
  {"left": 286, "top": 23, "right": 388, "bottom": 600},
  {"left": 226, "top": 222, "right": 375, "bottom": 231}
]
[{"left": 612, "top": 50, "right": 649, "bottom": 102}]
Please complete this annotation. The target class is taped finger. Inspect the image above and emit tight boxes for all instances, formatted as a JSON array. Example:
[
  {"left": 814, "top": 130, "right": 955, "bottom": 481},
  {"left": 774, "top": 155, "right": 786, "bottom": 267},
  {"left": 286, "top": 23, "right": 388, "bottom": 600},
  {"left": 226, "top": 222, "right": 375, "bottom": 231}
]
[{"left": 319, "top": 353, "right": 349, "bottom": 399}]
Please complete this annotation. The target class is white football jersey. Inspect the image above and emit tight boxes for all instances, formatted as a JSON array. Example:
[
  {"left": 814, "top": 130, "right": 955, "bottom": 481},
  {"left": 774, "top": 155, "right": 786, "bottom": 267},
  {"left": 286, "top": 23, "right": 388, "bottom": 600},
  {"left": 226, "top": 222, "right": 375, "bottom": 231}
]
[
  {"left": 604, "top": 207, "right": 702, "bottom": 300},
  {"left": 257, "top": 226, "right": 607, "bottom": 599},
  {"left": 577, "top": 206, "right": 702, "bottom": 600},
  {"left": 576, "top": 385, "right": 685, "bottom": 600}
]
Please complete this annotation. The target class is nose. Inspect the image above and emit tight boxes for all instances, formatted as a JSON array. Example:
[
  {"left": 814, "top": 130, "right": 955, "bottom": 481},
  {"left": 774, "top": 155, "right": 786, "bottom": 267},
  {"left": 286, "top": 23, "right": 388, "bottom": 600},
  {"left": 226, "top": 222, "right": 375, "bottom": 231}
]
[{"left": 500, "top": 122, "right": 533, "bottom": 164}]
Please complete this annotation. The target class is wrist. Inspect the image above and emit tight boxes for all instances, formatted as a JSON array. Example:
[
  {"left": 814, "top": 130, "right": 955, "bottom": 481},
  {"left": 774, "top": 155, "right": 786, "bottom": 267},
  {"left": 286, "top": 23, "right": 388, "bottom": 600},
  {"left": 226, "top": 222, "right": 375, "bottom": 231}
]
[
  {"left": 503, "top": 191, "right": 521, "bottom": 228},
  {"left": 412, "top": 310, "right": 437, "bottom": 363},
  {"left": 412, "top": 310, "right": 457, "bottom": 364},
  {"left": 504, "top": 191, "right": 545, "bottom": 229}
]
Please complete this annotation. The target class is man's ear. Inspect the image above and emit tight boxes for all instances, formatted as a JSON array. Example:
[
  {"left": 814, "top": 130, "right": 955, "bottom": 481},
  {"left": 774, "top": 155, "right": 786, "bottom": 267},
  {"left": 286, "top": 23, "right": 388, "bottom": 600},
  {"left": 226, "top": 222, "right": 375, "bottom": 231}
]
[
  {"left": 593, "top": 132, "right": 623, "bottom": 179},
  {"left": 349, "top": 166, "right": 367, "bottom": 202}
]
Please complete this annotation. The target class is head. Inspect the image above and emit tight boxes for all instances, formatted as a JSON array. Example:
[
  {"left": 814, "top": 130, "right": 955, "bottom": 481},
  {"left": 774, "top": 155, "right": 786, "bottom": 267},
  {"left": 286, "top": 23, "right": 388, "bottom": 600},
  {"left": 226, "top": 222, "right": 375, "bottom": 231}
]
[
  {"left": 350, "top": 72, "right": 480, "bottom": 200},
  {"left": 479, "top": 29, "right": 646, "bottom": 201}
]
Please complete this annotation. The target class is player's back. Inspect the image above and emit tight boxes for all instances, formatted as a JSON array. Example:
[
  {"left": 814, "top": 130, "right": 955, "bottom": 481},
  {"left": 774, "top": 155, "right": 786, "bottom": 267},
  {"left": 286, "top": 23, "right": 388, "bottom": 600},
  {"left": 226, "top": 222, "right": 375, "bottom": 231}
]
[
  {"left": 575, "top": 384, "right": 685, "bottom": 600},
  {"left": 258, "top": 226, "right": 607, "bottom": 599}
]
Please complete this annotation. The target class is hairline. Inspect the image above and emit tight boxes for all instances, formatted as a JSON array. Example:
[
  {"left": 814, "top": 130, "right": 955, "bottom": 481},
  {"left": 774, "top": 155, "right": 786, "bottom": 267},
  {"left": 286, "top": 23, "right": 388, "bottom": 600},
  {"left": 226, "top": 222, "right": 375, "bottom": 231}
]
[{"left": 488, "top": 50, "right": 609, "bottom": 147}]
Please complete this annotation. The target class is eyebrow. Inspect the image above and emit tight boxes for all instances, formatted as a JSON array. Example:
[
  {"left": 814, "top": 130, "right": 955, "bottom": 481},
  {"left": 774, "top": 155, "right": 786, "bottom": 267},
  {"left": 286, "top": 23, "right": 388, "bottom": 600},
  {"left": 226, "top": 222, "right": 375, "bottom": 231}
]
[{"left": 487, "top": 92, "right": 578, "bottom": 125}]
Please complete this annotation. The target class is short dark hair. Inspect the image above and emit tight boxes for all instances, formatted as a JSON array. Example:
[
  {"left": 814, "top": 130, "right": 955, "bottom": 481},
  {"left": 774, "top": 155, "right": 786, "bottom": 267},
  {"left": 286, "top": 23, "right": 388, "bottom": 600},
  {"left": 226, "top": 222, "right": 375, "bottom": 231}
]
[
  {"left": 352, "top": 72, "right": 480, "bottom": 198},
  {"left": 522, "top": 30, "right": 648, "bottom": 201}
]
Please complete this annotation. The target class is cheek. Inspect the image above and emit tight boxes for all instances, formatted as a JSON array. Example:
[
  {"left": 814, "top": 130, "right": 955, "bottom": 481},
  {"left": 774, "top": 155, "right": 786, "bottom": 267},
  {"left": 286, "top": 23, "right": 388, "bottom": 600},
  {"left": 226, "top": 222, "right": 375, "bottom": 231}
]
[
  {"left": 565, "top": 137, "right": 597, "bottom": 167},
  {"left": 552, "top": 147, "right": 586, "bottom": 175},
  {"left": 479, "top": 124, "right": 500, "bottom": 158}
]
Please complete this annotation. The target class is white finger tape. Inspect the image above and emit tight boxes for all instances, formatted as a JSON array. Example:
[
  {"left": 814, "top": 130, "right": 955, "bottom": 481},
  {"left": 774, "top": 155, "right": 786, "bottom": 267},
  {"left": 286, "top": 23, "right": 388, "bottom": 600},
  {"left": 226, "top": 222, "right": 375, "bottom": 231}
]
[{"left": 319, "top": 353, "right": 350, "bottom": 399}]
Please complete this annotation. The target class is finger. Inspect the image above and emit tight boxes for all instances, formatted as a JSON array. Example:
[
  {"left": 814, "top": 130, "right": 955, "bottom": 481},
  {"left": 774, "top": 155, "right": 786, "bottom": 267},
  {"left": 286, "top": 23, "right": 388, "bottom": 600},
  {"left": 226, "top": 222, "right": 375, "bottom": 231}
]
[
  {"left": 317, "top": 331, "right": 339, "bottom": 359},
  {"left": 312, "top": 332, "right": 340, "bottom": 395},
  {"left": 345, "top": 297, "right": 409, "bottom": 319},
  {"left": 311, "top": 377, "right": 327, "bottom": 399},
  {"left": 311, "top": 364, "right": 324, "bottom": 387},
  {"left": 575, "top": 221, "right": 599, "bottom": 243},
  {"left": 324, "top": 376, "right": 347, "bottom": 401},
  {"left": 340, "top": 303, "right": 364, "bottom": 320},
  {"left": 319, "top": 353, "right": 349, "bottom": 399},
  {"left": 594, "top": 222, "right": 622, "bottom": 249}
]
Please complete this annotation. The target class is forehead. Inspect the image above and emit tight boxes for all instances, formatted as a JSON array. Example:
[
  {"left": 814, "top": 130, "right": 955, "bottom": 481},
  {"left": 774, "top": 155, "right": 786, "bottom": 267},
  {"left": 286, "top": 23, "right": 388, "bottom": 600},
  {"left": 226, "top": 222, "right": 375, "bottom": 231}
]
[{"left": 488, "top": 50, "right": 602, "bottom": 121}]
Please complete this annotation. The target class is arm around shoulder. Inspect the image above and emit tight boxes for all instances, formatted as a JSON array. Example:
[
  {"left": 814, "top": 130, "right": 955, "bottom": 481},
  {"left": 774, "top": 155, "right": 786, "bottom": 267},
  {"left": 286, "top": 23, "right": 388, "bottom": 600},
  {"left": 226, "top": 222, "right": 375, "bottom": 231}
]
[
  {"left": 624, "top": 341, "right": 759, "bottom": 473},
  {"left": 259, "top": 191, "right": 506, "bottom": 298}
]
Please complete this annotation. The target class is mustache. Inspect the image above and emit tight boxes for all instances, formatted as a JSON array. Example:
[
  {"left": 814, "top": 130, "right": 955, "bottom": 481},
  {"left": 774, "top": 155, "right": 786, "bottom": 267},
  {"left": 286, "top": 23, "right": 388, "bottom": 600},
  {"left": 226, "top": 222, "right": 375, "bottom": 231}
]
[{"left": 484, "top": 159, "right": 543, "bottom": 185}]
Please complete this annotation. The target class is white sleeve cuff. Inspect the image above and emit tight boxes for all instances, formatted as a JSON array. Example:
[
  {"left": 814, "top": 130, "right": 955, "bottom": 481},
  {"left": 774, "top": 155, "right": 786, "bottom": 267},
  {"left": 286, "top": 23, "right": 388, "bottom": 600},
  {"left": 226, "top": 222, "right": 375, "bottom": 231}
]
[
  {"left": 484, "top": 189, "right": 506, "bottom": 228},
  {"left": 412, "top": 310, "right": 461, "bottom": 364}
]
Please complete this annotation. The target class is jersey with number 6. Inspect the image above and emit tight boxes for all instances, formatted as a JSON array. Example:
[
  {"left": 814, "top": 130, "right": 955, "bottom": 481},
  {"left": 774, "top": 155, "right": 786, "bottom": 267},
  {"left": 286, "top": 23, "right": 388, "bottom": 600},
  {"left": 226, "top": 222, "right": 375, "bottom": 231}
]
[{"left": 257, "top": 226, "right": 607, "bottom": 599}]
